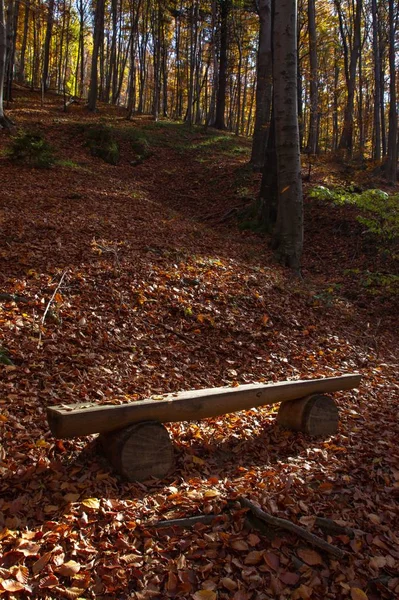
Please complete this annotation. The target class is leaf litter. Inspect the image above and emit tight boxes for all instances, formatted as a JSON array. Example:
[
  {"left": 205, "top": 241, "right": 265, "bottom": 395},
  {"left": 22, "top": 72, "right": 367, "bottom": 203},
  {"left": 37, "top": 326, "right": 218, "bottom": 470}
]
[{"left": 0, "top": 91, "right": 398, "bottom": 599}]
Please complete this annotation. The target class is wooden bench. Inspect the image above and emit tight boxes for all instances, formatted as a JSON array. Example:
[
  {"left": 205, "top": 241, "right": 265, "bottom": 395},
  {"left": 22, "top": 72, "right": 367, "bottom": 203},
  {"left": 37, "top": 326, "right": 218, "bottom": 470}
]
[{"left": 47, "top": 374, "right": 361, "bottom": 482}]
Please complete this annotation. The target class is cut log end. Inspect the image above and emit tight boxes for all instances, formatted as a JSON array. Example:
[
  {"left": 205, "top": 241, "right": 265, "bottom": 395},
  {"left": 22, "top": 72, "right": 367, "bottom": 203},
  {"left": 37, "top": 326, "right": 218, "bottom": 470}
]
[
  {"left": 99, "top": 421, "right": 174, "bottom": 482},
  {"left": 277, "top": 394, "right": 339, "bottom": 437}
]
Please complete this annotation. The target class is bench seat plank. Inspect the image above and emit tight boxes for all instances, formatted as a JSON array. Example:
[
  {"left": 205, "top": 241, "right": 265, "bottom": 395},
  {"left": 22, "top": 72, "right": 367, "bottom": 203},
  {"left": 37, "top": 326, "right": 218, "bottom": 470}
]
[{"left": 47, "top": 374, "right": 361, "bottom": 438}]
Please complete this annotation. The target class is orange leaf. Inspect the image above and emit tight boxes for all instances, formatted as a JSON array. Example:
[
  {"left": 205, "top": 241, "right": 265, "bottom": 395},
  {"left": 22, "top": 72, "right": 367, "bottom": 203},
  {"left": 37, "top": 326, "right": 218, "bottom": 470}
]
[
  {"left": 39, "top": 574, "right": 59, "bottom": 588},
  {"left": 193, "top": 591, "right": 217, "bottom": 600},
  {"left": 319, "top": 482, "right": 333, "bottom": 492},
  {"left": 14, "top": 565, "right": 29, "bottom": 584},
  {"left": 351, "top": 589, "right": 368, "bottom": 600},
  {"left": 1, "top": 580, "right": 25, "bottom": 592},
  {"left": 32, "top": 551, "right": 53, "bottom": 574}
]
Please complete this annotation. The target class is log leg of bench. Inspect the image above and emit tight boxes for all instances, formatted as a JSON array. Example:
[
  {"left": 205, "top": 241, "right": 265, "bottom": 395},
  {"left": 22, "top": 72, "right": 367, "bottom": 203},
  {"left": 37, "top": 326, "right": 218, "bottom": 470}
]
[
  {"left": 99, "top": 421, "right": 174, "bottom": 482},
  {"left": 277, "top": 394, "right": 339, "bottom": 437}
]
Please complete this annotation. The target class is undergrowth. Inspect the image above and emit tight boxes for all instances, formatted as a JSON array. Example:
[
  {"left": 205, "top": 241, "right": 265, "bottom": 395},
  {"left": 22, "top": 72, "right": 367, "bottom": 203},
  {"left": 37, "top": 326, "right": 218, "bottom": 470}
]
[
  {"left": 309, "top": 186, "right": 399, "bottom": 246},
  {"left": 84, "top": 124, "right": 120, "bottom": 165},
  {"left": 8, "top": 130, "right": 55, "bottom": 168}
]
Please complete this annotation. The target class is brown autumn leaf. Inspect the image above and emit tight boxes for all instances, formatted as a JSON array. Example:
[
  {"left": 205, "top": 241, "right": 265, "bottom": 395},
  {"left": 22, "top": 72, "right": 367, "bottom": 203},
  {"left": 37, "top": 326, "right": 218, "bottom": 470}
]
[
  {"left": 17, "top": 542, "right": 41, "bottom": 557},
  {"left": 279, "top": 571, "right": 300, "bottom": 586},
  {"left": 39, "top": 574, "right": 60, "bottom": 588},
  {"left": 297, "top": 548, "right": 323, "bottom": 566},
  {"left": 0, "top": 579, "right": 26, "bottom": 592},
  {"left": 56, "top": 560, "right": 81, "bottom": 577},
  {"left": 231, "top": 540, "right": 249, "bottom": 552},
  {"left": 221, "top": 577, "right": 237, "bottom": 591},
  {"left": 244, "top": 550, "right": 263, "bottom": 565},
  {"left": 13, "top": 565, "right": 29, "bottom": 584},
  {"left": 264, "top": 551, "right": 280, "bottom": 571},
  {"left": 193, "top": 591, "right": 217, "bottom": 600},
  {"left": 32, "top": 551, "right": 53, "bottom": 574}
]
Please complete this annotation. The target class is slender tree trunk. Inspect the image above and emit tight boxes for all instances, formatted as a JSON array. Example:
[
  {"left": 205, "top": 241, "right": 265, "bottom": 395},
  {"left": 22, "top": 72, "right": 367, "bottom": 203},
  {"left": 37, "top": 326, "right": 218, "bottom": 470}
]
[
  {"left": 371, "top": 0, "right": 381, "bottom": 160},
  {"left": 4, "top": 0, "right": 14, "bottom": 102},
  {"left": 385, "top": 0, "right": 397, "bottom": 183},
  {"left": 0, "top": 0, "right": 9, "bottom": 126},
  {"left": 88, "top": 0, "right": 105, "bottom": 111},
  {"left": 0, "top": 0, "right": 13, "bottom": 126},
  {"left": 336, "top": 0, "right": 362, "bottom": 153},
  {"left": 206, "top": 0, "right": 218, "bottom": 126},
  {"left": 42, "top": 0, "right": 55, "bottom": 92},
  {"left": 214, "top": 0, "right": 230, "bottom": 129},
  {"left": 272, "top": 0, "right": 303, "bottom": 271},
  {"left": 306, "top": 0, "right": 318, "bottom": 154},
  {"left": 250, "top": 0, "right": 272, "bottom": 169},
  {"left": 18, "top": 0, "right": 29, "bottom": 83}
]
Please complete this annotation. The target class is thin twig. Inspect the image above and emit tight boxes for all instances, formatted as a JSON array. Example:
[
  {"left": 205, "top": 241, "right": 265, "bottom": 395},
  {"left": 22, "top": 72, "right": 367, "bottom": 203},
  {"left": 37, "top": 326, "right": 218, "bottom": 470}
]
[
  {"left": 147, "top": 515, "right": 220, "bottom": 529},
  {"left": 38, "top": 271, "right": 67, "bottom": 347},
  {"left": 238, "top": 497, "right": 347, "bottom": 559}
]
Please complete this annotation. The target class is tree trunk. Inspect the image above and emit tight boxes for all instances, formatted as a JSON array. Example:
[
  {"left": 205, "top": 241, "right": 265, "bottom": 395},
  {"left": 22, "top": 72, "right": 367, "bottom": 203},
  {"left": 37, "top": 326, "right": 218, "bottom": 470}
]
[
  {"left": 214, "top": 0, "right": 230, "bottom": 129},
  {"left": 88, "top": 0, "right": 105, "bottom": 111},
  {"left": 371, "top": 0, "right": 381, "bottom": 161},
  {"left": 306, "top": 0, "right": 318, "bottom": 154},
  {"left": 100, "top": 421, "right": 174, "bottom": 482},
  {"left": 18, "top": 0, "right": 29, "bottom": 83},
  {"left": 385, "top": 0, "right": 397, "bottom": 184},
  {"left": 336, "top": 0, "right": 362, "bottom": 154},
  {"left": 250, "top": 0, "right": 272, "bottom": 169},
  {"left": 272, "top": 0, "right": 303, "bottom": 272},
  {"left": 0, "top": 0, "right": 12, "bottom": 127},
  {"left": 42, "top": 0, "right": 55, "bottom": 92}
]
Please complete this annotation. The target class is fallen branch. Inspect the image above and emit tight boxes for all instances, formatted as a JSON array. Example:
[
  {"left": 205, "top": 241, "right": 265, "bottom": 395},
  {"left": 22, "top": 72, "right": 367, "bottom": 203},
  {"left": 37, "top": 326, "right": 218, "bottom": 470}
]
[
  {"left": 315, "top": 517, "right": 355, "bottom": 539},
  {"left": 38, "top": 271, "right": 67, "bottom": 347},
  {"left": 147, "top": 514, "right": 220, "bottom": 529},
  {"left": 0, "top": 293, "right": 30, "bottom": 303},
  {"left": 238, "top": 497, "right": 347, "bottom": 559}
]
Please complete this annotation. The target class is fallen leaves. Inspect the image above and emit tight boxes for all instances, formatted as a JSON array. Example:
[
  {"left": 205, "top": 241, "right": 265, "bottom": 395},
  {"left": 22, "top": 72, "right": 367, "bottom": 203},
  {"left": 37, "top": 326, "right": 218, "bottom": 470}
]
[{"left": 0, "top": 93, "right": 398, "bottom": 600}]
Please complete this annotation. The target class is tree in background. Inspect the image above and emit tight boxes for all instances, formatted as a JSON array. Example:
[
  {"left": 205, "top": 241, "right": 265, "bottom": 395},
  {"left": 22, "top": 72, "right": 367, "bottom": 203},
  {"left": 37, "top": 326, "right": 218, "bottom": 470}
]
[
  {"left": 250, "top": 0, "right": 272, "bottom": 170},
  {"left": 0, "top": 0, "right": 11, "bottom": 127},
  {"left": 271, "top": 0, "right": 303, "bottom": 270}
]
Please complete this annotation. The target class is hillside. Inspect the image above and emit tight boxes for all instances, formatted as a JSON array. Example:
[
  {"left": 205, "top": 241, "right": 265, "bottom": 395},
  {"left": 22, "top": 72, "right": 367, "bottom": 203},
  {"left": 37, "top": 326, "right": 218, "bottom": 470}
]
[{"left": 0, "top": 90, "right": 398, "bottom": 600}]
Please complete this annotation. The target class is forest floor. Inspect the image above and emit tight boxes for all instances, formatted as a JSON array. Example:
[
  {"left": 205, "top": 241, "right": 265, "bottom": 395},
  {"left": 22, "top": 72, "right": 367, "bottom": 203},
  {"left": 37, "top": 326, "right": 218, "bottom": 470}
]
[{"left": 0, "top": 89, "right": 398, "bottom": 600}]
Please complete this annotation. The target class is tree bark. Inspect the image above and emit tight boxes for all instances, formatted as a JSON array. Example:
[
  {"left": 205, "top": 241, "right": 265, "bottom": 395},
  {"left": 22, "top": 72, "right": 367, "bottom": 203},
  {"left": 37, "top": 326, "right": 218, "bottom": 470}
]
[
  {"left": 335, "top": 0, "right": 362, "bottom": 154},
  {"left": 214, "top": 0, "right": 230, "bottom": 129},
  {"left": 371, "top": 0, "right": 381, "bottom": 161},
  {"left": 42, "top": 0, "right": 55, "bottom": 92},
  {"left": 272, "top": 0, "right": 303, "bottom": 271},
  {"left": 250, "top": 0, "right": 272, "bottom": 170},
  {"left": 18, "top": 0, "right": 29, "bottom": 83},
  {"left": 88, "top": 0, "right": 105, "bottom": 111},
  {"left": 306, "top": 0, "right": 318, "bottom": 154},
  {"left": 385, "top": 0, "right": 397, "bottom": 184},
  {"left": 0, "top": 0, "right": 11, "bottom": 127}
]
